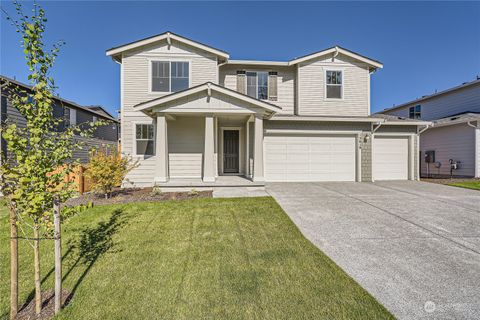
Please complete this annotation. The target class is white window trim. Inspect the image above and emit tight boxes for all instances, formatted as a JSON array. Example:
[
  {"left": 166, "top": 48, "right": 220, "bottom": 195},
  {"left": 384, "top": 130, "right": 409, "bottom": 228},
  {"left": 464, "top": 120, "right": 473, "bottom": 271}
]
[
  {"left": 324, "top": 68, "right": 344, "bottom": 101},
  {"left": 148, "top": 58, "right": 192, "bottom": 94},
  {"left": 409, "top": 105, "right": 422, "bottom": 119},
  {"left": 244, "top": 70, "right": 274, "bottom": 101},
  {"left": 132, "top": 121, "right": 155, "bottom": 158}
]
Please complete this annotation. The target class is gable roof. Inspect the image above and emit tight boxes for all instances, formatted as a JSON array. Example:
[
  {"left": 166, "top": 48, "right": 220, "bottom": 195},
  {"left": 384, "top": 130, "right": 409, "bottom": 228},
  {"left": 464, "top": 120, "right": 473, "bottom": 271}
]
[
  {"left": 380, "top": 78, "right": 480, "bottom": 113},
  {"left": 0, "top": 75, "right": 118, "bottom": 122},
  {"left": 106, "top": 31, "right": 230, "bottom": 62},
  {"left": 134, "top": 82, "right": 281, "bottom": 116},
  {"left": 288, "top": 46, "right": 383, "bottom": 70}
]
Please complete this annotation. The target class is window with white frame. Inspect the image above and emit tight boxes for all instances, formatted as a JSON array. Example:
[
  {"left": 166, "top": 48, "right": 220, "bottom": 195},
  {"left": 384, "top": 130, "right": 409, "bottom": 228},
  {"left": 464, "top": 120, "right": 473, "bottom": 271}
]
[
  {"left": 135, "top": 124, "right": 154, "bottom": 155},
  {"left": 326, "top": 70, "right": 343, "bottom": 99},
  {"left": 409, "top": 105, "right": 421, "bottom": 119},
  {"left": 246, "top": 71, "right": 269, "bottom": 100},
  {"left": 151, "top": 61, "right": 189, "bottom": 92}
]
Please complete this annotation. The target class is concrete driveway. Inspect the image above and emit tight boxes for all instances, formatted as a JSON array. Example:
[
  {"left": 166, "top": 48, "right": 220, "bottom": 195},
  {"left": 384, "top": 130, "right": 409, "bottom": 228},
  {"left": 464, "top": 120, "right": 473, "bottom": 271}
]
[{"left": 267, "top": 181, "right": 480, "bottom": 320}]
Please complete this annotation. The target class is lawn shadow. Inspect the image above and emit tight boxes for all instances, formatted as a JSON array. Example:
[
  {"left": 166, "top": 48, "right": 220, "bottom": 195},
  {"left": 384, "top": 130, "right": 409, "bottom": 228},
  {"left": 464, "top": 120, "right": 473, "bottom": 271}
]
[
  {"left": 18, "top": 208, "right": 130, "bottom": 313},
  {"left": 66, "top": 208, "right": 130, "bottom": 299}
]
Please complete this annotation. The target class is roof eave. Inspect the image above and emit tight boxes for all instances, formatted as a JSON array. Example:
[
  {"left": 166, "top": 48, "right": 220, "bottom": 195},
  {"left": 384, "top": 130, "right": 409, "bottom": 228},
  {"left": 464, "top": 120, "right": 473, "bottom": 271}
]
[
  {"left": 133, "top": 82, "right": 281, "bottom": 114},
  {"left": 106, "top": 32, "right": 230, "bottom": 61},
  {"left": 288, "top": 46, "right": 383, "bottom": 69}
]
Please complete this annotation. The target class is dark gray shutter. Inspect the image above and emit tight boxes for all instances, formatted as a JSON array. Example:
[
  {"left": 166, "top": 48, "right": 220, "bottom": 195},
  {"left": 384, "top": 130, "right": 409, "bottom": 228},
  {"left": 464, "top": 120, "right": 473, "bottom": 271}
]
[
  {"left": 236, "top": 71, "right": 246, "bottom": 94},
  {"left": 268, "top": 71, "right": 278, "bottom": 101}
]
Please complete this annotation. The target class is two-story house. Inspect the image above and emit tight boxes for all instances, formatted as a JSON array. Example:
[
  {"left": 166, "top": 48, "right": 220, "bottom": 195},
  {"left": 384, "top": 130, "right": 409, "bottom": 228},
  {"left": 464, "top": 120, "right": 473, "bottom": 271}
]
[
  {"left": 107, "top": 31, "right": 429, "bottom": 187},
  {"left": 380, "top": 79, "right": 480, "bottom": 178},
  {"left": 1, "top": 75, "right": 119, "bottom": 163}
]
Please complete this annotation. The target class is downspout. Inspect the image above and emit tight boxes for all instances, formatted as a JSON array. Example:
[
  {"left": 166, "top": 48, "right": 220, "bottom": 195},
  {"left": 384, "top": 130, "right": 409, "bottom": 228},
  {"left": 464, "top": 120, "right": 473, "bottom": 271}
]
[
  {"left": 371, "top": 121, "right": 383, "bottom": 133},
  {"left": 417, "top": 124, "right": 431, "bottom": 134},
  {"left": 217, "top": 60, "right": 228, "bottom": 84},
  {"left": 467, "top": 121, "right": 480, "bottom": 129}
]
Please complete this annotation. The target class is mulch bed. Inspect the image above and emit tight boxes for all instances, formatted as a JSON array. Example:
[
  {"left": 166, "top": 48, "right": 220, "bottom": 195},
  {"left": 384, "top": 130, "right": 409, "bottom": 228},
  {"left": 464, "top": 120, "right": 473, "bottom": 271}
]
[
  {"left": 17, "top": 289, "right": 71, "bottom": 320},
  {"left": 66, "top": 187, "right": 212, "bottom": 207},
  {"left": 421, "top": 177, "right": 480, "bottom": 185}
]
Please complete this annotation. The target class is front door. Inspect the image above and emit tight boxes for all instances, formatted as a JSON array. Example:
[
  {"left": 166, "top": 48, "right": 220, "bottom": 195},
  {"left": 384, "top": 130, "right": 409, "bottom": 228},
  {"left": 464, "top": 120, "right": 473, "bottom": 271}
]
[{"left": 223, "top": 130, "right": 239, "bottom": 173}]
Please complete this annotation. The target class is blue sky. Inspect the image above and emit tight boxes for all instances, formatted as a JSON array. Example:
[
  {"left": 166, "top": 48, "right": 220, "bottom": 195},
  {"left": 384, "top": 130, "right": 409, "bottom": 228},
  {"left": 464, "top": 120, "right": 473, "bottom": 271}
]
[{"left": 1, "top": 1, "right": 479, "bottom": 116}]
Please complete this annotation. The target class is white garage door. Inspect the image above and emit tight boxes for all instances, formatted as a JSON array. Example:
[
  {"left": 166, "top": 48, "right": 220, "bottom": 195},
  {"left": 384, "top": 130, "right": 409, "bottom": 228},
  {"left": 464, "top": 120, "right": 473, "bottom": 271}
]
[
  {"left": 265, "top": 134, "right": 357, "bottom": 182},
  {"left": 373, "top": 136, "right": 409, "bottom": 180}
]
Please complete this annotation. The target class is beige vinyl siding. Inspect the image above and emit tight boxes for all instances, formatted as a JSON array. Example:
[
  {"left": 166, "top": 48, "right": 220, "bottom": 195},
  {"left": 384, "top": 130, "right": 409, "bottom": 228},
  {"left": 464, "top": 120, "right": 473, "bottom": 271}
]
[
  {"left": 297, "top": 54, "right": 369, "bottom": 116},
  {"left": 420, "top": 124, "right": 476, "bottom": 177},
  {"left": 167, "top": 117, "right": 204, "bottom": 178},
  {"left": 121, "top": 40, "right": 218, "bottom": 184},
  {"left": 382, "top": 83, "right": 480, "bottom": 121},
  {"left": 219, "top": 65, "right": 295, "bottom": 114}
]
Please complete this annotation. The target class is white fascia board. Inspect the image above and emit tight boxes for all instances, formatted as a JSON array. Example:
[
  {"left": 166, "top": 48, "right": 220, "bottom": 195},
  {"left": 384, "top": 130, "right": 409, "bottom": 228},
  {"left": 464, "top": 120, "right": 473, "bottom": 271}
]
[
  {"left": 381, "top": 121, "right": 432, "bottom": 126},
  {"left": 288, "top": 47, "right": 383, "bottom": 69},
  {"left": 227, "top": 60, "right": 289, "bottom": 66},
  {"left": 106, "top": 33, "right": 229, "bottom": 59},
  {"left": 269, "top": 116, "right": 384, "bottom": 123},
  {"left": 134, "top": 83, "right": 281, "bottom": 114}
]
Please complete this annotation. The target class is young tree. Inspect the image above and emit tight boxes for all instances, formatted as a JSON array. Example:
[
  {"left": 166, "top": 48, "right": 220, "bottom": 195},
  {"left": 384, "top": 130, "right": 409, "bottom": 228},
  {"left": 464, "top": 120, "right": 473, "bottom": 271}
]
[
  {"left": 85, "top": 147, "right": 137, "bottom": 199},
  {"left": 1, "top": 1, "right": 106, "bottom": 316}
]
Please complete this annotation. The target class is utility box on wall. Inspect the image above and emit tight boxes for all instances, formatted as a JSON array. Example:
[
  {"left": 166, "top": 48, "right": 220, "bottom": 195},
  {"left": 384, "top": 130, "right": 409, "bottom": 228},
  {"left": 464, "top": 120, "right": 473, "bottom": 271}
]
[{"left": 425, "top": 150, "right": 435, "bottom": 163}]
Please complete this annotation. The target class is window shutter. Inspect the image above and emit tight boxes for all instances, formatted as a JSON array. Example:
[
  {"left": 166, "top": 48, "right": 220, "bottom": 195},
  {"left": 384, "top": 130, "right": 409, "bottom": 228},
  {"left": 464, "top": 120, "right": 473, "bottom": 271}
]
[
  {"left": 236, "top": 71, "right": 246, "bottom": 94},
  {"left": 268, "top": 71, "right": 278, "bottom": 101}
]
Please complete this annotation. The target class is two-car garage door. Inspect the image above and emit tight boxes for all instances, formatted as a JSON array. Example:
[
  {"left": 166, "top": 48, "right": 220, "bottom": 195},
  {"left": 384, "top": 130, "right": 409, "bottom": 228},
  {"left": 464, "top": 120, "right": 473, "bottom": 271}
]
[
  {"left": 265, "top": 134, "right": 357, "bottom": 182},
  {"left": 264, "top": 134, "right": 411, "bottom": 182}
]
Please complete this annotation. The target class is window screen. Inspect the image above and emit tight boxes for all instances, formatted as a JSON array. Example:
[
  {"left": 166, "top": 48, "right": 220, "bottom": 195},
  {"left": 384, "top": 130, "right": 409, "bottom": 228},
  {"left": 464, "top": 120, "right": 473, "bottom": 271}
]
[
  {"left": 326, "top": 70, "right": 343, "bottom": 99},
  {"left": 136, "top": 124, "right": 154, "bottom": 155},
  {"left": 152, "top": 61, "right": 170, "bottom": 92}
]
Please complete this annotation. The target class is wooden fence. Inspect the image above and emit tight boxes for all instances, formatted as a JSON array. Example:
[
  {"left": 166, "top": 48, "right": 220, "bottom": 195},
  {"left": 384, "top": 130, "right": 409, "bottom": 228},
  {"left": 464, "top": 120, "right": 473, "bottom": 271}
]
[{"left": 55, "top": 165, "right": 91, "bottom": 194}]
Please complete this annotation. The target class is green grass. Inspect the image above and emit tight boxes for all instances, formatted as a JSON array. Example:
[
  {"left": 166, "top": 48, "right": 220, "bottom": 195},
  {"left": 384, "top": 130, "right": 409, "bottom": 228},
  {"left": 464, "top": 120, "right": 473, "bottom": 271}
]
[
  {"left": 1, "top": 198, "right": 393, "bottom": 319},
  {"left": 448, "top": 181, "right": 480, "bottom": 191}
]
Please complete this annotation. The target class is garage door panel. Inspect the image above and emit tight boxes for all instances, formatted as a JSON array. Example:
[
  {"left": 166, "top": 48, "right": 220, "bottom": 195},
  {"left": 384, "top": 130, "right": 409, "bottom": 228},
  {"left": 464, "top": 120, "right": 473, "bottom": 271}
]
[
  {"left": 373, "top": 136, "right": 409, "bottom": 180},
  {"left": 265, "top": 134, "right": 356, "bottom": 182}
]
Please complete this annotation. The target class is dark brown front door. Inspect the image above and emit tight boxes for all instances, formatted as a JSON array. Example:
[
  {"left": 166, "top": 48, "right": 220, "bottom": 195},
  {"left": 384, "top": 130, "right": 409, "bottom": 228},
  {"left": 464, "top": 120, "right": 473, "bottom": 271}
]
[{"left": 223, "top": 130, "right": 239, "bottom": 173}]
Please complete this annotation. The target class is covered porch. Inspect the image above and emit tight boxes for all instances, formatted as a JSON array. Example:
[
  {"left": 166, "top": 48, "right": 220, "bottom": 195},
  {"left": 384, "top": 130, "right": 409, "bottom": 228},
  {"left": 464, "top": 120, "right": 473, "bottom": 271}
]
[{"left": 133, "top": 82, "right": 280, "bottom": 185}]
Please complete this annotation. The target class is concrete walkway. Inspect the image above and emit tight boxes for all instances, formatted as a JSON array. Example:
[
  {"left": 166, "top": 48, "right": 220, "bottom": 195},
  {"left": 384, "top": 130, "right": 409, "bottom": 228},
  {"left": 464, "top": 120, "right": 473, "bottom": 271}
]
[{"left": 267, "top": 181, "right": 480, "bottom": 320}]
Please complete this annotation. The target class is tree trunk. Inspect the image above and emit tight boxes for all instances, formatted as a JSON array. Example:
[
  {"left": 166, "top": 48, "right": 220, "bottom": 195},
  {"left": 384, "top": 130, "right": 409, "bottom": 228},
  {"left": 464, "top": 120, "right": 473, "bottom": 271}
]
[
  {"left": 33, "top": 223, "right": 42, "bottom": 315},
  {"left": 10, "top": 207, "right": 18, "bottom": 320},
  {"left": 53, "top": 199, "right": 62, "bottom": 314}
]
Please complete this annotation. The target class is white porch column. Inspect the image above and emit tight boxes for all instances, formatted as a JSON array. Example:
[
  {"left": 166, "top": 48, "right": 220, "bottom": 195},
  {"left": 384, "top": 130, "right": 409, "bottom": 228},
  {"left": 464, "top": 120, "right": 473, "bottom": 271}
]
[
  {"left": 155, "top": 114, "right": 168, "bottom": 183},
  {"left": 203, "top": 115, "right": 215, "bottom": 182},
  {"left": 253, "top": 115, "right": 265, "bottom": 182}
]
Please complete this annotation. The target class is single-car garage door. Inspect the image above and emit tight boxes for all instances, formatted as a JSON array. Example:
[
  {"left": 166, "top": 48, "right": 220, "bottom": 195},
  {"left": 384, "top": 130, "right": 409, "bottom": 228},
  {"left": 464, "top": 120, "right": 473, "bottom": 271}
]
[
  {"left": 373, "top": 136, "right": 409, "bottom": 180},
  {"left": 265, "top": 134, "right": 357, "bottom": 182}
]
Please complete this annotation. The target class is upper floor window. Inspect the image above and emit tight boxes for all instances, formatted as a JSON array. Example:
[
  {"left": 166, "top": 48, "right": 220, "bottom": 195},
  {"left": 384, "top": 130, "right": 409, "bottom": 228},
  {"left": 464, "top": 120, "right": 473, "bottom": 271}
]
[
  {"left": 409, "top": 105, "right": 421, "bottom": 119},
  {"left": 151, "top": 61, "right": 189, "bottom": 93},
  {"left": 135, "top": 123, "right": 154, "bottom": 155},
  {"left": 326, "top": 70, "right": 343, "bottom": 99},
  {"left": 242, "top": 71, "right": 276, "bottom": 101}
]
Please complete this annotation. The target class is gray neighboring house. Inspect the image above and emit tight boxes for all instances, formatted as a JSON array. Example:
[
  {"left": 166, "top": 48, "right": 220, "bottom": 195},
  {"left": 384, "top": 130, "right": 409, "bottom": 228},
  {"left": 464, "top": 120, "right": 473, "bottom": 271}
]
[
  {"left": 107, "top": 31, "right": 430, "bottom": 187},
  {"left": 379, "top": 79, "right": 480, "bottom": 178},
  {"left": 0, "top": 75, "right": 119, "bottom": 163}
]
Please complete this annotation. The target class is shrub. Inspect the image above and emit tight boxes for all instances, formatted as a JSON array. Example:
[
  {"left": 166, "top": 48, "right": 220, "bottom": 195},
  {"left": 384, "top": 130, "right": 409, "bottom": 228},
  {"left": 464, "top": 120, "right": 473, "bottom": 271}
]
[{"left": 84, "top": 147, "right": 137, "bottom": 198}]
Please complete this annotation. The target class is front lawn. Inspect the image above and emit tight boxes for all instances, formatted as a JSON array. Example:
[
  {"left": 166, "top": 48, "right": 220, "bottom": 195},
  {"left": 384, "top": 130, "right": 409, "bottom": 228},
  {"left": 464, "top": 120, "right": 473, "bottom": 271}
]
[
  {"left": 0, "top": 197, "right": 393, "bottom": 319},
  {"left": 448, "top": 181, "right": 480, "bottom": 191}
]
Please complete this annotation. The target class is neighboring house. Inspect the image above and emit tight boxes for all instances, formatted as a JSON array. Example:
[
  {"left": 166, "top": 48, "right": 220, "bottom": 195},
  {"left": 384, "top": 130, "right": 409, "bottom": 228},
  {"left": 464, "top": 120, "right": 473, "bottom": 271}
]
[
  {"left": 0, "top": 75, "right": 119, "bottom": 163},
  {"left": 106, "top": 31, "right": 429, "bottom": 187},
  {"left": 379, "top": 79, "right": 480, "bottom": 178}
]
